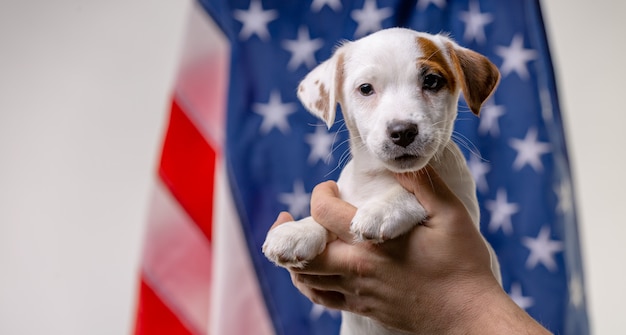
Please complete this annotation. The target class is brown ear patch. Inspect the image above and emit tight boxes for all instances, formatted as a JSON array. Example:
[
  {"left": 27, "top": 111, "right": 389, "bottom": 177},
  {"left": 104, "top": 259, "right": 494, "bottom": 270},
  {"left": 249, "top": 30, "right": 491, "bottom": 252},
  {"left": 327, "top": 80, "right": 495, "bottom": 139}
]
[
  {"left": 334, "top": 52, "right": 346, "bottom": 106},
  {"left": 447, "top": 43, "right": 500, "bottom": 115},
  {"left": 315, "top": 83, "right": 330, "bottom": 121},
  {"left": 416, "top": 37, "right": 457, "bottom": 93}
]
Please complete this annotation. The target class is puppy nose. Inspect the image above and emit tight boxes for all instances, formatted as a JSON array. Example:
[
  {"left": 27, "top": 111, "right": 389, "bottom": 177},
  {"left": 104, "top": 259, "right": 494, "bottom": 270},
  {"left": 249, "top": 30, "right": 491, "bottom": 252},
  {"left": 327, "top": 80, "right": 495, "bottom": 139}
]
[{"left": 387, "top": 121, "right": 419, "bottom": 148}]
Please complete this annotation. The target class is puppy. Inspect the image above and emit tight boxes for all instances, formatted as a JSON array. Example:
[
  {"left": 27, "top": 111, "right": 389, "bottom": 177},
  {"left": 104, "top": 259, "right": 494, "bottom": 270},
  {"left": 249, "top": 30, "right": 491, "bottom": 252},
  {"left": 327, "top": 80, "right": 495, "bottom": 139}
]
[{"left": 263, "top": 28, "right": 501, "bottom": 334}]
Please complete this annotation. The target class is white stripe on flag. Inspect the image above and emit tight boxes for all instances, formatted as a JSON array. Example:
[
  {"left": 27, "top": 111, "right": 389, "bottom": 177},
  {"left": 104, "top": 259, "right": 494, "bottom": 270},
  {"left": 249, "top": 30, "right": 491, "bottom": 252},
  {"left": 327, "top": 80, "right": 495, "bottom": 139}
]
[
  {"left": 175, "top": 1, "right": 229, "bottom": 149},
  {"left": 210, "top": 159, "right": 274, "bottom": 335},
  {"left": 141, "top": 180, "right": 212, "bottom": 334}
]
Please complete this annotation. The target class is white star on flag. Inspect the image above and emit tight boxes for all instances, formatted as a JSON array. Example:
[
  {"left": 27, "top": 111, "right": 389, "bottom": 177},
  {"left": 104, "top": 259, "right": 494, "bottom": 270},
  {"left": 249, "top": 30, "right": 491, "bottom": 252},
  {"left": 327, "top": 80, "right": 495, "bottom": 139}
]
[
  {"left": 351, "top": 0, "right": 393, "bottom": 38},
  {"left": 253, "top": 90, "right": 297, "bottom": 134},
  {"left": 278, "top": 180, "right": 311, "bottom": 219},
  {"left": 509, "top": 127, "right": 551, "bottom": 172},
  {"left": 485, "top": 188, "right": 519, "bottom": 235},
  {"left": 495, "top": 34, "right": 538, "bottom": 80},
  {"left": 305, "top": 126, "right": 336, "bottom": 165},
  {"left": 311, "top": 0, "right": 342, "bottom": 12},
  {"left": 459, "top": 0, "right": 493, "bottom": 44},
  {"left": 282, "top": 26, "right": 324, "bottom": 71},
  {"left": 416, "top": 0, "right": 446, "bottom": 10},
  {"left": 233, "top": 0, "right": 279, "bottom": 41},
  {"left": 569, "top": 273, "right": 585, "bottom": 309},
  {"left": 555, "top": 177, "right": 574, "bottom": 215},
  {"left": 522, "top": 225, "right": 564, "bottom": 272},
  {"left": 478, "top": 101, "right": 506, "bottom": 137},
  {"left": 540, "top": 88, "right": 554, "bottom": 124},
  {"left": 509, "top": 282, "right": 534, "bottom": 310},
  {"left": 468, "top": 155, "right": 490, "bottom": 193}
]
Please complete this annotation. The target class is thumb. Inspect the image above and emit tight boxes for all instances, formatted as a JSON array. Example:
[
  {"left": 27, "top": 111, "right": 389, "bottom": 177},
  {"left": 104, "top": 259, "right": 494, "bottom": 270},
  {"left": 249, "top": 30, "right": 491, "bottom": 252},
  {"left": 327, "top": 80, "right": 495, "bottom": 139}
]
[
  {"left": 310, "top": 181, "right": 357, "bottom": 242},
  {"left": 269, "top": 211, "right": 295, "bottom": 230}
]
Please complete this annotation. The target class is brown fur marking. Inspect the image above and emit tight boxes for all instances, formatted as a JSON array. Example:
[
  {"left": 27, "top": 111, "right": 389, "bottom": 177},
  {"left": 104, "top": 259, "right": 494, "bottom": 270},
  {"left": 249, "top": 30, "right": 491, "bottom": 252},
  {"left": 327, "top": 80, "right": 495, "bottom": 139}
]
[
  {"left": 416, "top": 37, "right": 457, "bottom": 93},
  {"left": 446, "top": 41, "right": 500, "bottom": 115},
  {"left": 334, "top": 51, "right": 360, "bottom": 141},
  {"left": 315, "top": 83, "right": 330, "bottom": 121},
  {"left": 335, "top": 53, "right": 345, "bottom": 106}
]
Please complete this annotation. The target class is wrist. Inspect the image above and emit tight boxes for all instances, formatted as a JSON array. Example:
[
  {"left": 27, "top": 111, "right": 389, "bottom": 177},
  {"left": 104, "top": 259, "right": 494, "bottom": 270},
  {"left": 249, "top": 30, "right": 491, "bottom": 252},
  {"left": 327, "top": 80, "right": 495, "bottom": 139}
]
[{"left": 449, "top": 277, "right": 551, "bottom": 335}]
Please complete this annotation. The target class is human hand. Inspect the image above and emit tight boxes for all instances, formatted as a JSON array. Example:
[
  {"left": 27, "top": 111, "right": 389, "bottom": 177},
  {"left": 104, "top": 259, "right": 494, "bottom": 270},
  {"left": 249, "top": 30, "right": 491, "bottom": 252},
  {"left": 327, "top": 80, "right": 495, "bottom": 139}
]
[{"left": 271, "top": 166, "right": 550, "bottom": 334}]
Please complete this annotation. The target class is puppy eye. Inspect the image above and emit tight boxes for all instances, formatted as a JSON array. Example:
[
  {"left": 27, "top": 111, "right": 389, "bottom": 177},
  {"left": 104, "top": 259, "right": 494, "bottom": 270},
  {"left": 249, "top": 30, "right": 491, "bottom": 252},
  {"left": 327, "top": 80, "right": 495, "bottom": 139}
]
[
  {"left": 422, "top": 74, "right": 445, "bottom": 91},
  {"left": 358, "top": 83, "right": 375, "bottom": 96}
]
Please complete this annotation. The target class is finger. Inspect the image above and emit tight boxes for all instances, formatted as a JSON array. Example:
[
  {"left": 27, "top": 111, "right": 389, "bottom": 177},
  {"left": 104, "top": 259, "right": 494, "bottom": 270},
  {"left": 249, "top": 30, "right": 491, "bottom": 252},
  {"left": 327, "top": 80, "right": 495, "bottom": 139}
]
[
  {"left": 396, "top": 166, "right": 477, "bottom": 235},
  {"left": 268, "top": 211, "right": 295, "bottom": 230},
  {"left": 291, "top": 239, "right": 357, "bottom": 275},
  {"left": 395, "top": 165, "right": 463, "bottom": 216},
  {"left": 310, "top": 181, "right": 357, "bottom": 242},
  {"left": 292, "top": 273, "right": 352, "bottom": 295},
  {"left": 290, "top": 273, "right": 347, "bottom": 310},
  {"left": 306, "top": 289, "right": 347, "bottom": 311}
]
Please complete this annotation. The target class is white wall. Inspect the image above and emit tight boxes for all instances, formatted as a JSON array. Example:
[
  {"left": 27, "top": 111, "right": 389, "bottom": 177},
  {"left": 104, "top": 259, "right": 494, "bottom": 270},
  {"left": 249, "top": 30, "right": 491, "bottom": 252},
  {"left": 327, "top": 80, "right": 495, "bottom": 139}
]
[
  {"left": 0, "top": 1, "right": 191, "bottom": 334},
  {"left": 0, "top": 1, "right": 623, "bottom": 334},
  {"left": 542, "top": 1, "right": 626, "bottom": 334}
]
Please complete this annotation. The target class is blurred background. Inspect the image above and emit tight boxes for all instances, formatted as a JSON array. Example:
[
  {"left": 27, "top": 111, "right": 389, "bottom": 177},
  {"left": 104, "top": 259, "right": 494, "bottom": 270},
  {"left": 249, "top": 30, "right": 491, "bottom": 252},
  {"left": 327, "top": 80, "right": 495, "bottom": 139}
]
[{"left": 0, "top": 0, "right": 624, "bottom": 334}]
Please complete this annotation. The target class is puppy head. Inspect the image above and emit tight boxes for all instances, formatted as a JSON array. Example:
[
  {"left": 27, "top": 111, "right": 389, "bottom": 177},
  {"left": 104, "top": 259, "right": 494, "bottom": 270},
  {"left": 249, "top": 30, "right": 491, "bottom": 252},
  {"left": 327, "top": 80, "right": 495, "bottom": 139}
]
[{"left": 298, "top": 28, "right": 499, "bottom": 173}]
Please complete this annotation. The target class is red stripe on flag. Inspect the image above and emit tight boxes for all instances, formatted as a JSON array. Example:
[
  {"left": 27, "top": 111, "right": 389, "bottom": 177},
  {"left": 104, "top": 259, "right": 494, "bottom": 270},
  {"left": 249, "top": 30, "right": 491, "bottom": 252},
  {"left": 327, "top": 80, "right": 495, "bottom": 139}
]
[
  {"left": 134, "top": 277, "right": 194, "bottom": 335},
  {"left": 158, "top": 98, "right": 216, "bottom": 242}
]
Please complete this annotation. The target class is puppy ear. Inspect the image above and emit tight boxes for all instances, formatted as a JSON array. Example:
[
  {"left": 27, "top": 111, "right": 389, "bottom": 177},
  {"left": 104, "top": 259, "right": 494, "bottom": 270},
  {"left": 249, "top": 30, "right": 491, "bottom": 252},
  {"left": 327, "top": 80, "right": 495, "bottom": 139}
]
[
  {"left": 448, "top": 44, "right": 500, "bottom": 116},
  {"left": 297, "top": 49, "right": 346, "bottom": 129}
]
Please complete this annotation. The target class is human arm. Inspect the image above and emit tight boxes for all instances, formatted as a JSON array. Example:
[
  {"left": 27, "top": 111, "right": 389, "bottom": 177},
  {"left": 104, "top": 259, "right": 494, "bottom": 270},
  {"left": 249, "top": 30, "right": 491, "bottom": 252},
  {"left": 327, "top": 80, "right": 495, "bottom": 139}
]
[{"left": 271, "top": 167, "right": 551, "bottom": 334}]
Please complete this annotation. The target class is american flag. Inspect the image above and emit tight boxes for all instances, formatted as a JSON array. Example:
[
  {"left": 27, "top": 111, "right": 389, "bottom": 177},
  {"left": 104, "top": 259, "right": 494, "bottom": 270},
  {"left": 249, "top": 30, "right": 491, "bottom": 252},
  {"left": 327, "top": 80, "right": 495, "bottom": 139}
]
[{"left": 133, "top": 0, "right": 590, "bottom": 334}]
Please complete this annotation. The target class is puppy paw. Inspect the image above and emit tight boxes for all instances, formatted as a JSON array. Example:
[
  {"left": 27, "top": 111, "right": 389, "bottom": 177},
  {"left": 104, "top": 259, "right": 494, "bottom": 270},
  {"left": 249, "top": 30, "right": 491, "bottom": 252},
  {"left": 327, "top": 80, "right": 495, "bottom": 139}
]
[
  {"left": 262, "top": 217, "right": 328, "bottom": 269},
  {"left": 351, "top": 193, "right": 427, "bottom": 243},
  {"left": 350, "top": 205, "right": 388, "bottom": 243}
]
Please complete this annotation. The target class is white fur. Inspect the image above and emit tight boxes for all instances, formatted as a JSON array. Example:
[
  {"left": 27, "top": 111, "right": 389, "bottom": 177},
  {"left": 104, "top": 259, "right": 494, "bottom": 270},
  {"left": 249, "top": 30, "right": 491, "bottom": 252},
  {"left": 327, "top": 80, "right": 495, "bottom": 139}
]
[{"left": 263, "top": 28, "right": 501, "bottom": 334}]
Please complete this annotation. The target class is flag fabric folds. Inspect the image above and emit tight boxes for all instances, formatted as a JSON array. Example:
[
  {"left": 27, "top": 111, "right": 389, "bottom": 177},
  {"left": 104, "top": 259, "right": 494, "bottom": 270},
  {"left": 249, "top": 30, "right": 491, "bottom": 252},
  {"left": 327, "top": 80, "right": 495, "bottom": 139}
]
[{"left": 134, "top": 0, "right": 590, "bottom": 334}]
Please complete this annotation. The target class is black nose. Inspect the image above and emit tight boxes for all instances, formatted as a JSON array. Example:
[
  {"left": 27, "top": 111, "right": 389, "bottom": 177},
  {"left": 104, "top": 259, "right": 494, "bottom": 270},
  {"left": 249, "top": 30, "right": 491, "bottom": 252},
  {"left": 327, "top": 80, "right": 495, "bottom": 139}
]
[{"left": 387, "top": 121, "right": 419, "bottom": 148}]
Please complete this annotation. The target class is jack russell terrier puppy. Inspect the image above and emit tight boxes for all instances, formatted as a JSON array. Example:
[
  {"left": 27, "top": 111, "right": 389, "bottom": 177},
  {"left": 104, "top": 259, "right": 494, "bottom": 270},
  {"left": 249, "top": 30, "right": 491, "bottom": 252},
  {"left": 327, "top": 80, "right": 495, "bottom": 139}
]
[{"left": 263, "top": 27, "right": 501, "bottom": 335}]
